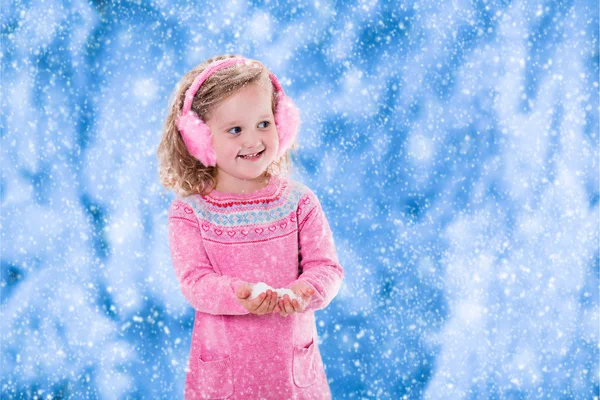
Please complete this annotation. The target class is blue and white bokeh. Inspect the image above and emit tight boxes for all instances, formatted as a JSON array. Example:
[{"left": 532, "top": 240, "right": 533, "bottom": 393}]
[{"left": 2, "top": 0, "right": 598, "bottom": 398}]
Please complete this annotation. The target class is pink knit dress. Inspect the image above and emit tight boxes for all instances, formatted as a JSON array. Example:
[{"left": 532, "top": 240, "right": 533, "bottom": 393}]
[{"left": 168, "top": 175, "right": 344, "bottom": 399}]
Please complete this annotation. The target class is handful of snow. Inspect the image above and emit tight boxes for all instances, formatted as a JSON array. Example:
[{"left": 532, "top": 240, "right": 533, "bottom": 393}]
[{"left": 250, "top": 282, "right": 300, "bottom": 302}]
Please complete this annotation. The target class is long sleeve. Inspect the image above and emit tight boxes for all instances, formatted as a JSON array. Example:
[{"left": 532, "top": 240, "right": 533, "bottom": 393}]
[
  {"left": 287, "top": 189, "right": 344, "bottom": 313},
  {"left": 168, "top": 199, "right": 250, "bottom": 316}
]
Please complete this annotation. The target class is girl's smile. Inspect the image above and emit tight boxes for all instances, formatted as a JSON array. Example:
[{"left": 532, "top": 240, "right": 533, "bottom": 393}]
[{"left": 238, "top": 149, "right": 265, "bottom": 160}]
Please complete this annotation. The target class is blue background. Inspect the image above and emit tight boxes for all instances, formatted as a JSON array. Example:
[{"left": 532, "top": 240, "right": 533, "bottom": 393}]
[{"left": 2, "top": 0, "right": 598, "bottom": 398}]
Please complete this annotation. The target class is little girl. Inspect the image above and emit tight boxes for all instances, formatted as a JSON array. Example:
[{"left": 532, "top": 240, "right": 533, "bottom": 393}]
[{"left": 157, "top": 55, "right": 344, "bottom": 399}]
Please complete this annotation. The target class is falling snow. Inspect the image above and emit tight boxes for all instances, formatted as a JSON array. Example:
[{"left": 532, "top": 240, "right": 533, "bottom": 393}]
[{"left": 1, "top": 0, "right": 598, "bottom": 399}]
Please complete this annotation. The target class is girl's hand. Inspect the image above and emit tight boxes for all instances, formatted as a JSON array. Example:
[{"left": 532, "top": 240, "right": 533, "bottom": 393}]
[
  {"left": 236, "top": 282, "right": 281, "bottom": 315},
  {"left": 277, "top": 283, "right": 315, "bottom": 317}
]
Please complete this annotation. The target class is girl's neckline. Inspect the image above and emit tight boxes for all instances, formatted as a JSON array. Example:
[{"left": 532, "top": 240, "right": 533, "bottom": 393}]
[{"left": 205, "top": 175, "right": 280, "bottom": 200}]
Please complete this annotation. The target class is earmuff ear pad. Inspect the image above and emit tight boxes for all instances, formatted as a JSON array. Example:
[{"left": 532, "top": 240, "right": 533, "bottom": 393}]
[
  {"left": 175, "top": 111, "right": 217, "bottom": 167},
  {"left": 274, "top": 91, "right": 300, "bottom": 159}
]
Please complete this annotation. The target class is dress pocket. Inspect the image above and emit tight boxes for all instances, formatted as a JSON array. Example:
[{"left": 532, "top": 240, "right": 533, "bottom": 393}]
[
  {"left": 196, "top": 356, "right": 234, "bottom": 399},
  {"left": 292, "top": 338, "right": 318, "bottom": 388}
]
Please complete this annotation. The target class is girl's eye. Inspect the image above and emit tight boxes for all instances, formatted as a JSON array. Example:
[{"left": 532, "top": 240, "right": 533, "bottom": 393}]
[
  {"left": 228, "top": 127, "right": 242, "bottom": 135},
  {"left": 258, "top": 121, "right": 270, "bottom": 129}
]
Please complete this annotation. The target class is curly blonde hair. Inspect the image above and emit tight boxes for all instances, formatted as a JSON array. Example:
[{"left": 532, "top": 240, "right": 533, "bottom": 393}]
[{"left": 157, "top": 54, "right": 295, "bottom": 197}]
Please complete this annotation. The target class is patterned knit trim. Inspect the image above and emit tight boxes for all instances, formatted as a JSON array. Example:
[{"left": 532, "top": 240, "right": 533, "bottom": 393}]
[
  {"left": 200, "top": 180, "right": 288, "bottom": 208},
  {"left": 173, "top": 180, "right": 316, "bottom": 244},
  {"left": 198, "top": 210, "right": 300, "bottom": 244},
  {"left": 201, "top": 181, "right": 289, "bottom": 215},
  {"left": 184, "top": 182, "right": 305, "bottom": 227},
  {"left": 202, "top": 228, "right": 297, "bottom": 245}
]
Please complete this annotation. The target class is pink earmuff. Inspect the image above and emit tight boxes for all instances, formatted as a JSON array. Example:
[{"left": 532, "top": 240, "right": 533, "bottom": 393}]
[{"left": 176, "top": 57, "right": 300, "bottom": 167}]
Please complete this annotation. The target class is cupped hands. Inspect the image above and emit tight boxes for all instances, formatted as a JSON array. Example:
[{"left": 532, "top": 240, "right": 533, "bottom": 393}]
[
  {"left": 276, "top": 283, "right": 314, "bottom": 317},
  {"left": 236, "top": 282, "right": 315, "bottom": 316},
  {"left": 236, "top": 282, "right": 280, "bottom": 315}
]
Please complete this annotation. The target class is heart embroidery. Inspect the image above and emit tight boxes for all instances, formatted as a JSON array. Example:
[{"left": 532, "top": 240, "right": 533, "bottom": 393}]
[
  {"left": 227, "top": 231, "right": 236, "bottom": 237},
  {"left": 201, "top": 224, "right": 210, "bottom": 232},
  {"left": 290, "top": 214, "right": 297, "bottom": 222},
  {"left": 303, "top": 197, "right": 310, "bottom": 204},
  {"left": 279, "top": 222, "right": 287, "bottom": 229},
  {"left": 184, "top": 206, "right": 194, "bottom": 214},
  {"left": 241, "top": 229, "right": 249, "bottom": 236},
  {"left": 268, "top": 225, "right": 276, "bottom": 232},
  {"left": 255, "top": 228, "right": 263, "bottom": 234},
  {"left": 214, "top": 229, "right": 223, "bottom": 236}
]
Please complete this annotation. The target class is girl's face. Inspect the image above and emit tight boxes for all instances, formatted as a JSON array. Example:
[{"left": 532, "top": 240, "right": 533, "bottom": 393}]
[{"left": 206, "top": 81, "right": 279, "bottom": 193}]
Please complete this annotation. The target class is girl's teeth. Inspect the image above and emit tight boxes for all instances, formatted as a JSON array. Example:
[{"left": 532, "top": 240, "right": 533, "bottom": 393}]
[{"left": 241, "top": 151, "right": 261, "bottom": 158}]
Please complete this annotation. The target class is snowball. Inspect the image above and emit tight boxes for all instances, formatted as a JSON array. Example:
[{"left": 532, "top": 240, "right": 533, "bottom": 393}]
[{"left": 250, "top": 282, "right": 300, "bottom": 302}]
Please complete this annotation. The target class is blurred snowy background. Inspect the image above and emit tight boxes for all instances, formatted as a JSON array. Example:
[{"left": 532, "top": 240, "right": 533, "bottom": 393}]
[{"left": 2, "top": 0, "right": 598, "bottom": 398}]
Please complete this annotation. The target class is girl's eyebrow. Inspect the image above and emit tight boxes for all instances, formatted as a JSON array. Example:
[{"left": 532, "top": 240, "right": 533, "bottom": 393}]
[
  {"left": 219, "top": 114, "right": 273, "bottom": 129},
  {"left": 220, "top": 120, "right": 242, "bottom": 129}
]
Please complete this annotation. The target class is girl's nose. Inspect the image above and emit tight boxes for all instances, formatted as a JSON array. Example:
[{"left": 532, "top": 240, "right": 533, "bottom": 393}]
[{"left": 242, "top": 128, "right": 262, "bottom": 147}]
